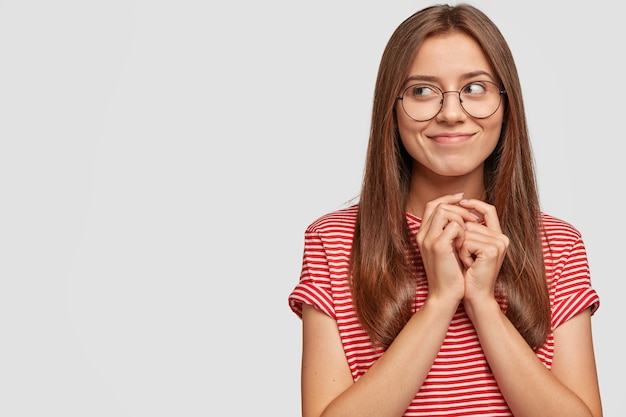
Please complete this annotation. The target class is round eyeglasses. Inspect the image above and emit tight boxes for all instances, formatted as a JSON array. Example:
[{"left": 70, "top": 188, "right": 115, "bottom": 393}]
[{"left": 396, "top": 80, "right": 506, "bottom": 122}]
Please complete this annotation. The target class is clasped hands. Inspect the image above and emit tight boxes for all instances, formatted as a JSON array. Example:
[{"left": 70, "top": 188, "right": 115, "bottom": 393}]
[{"left": 416, "top": 193, "right": 509, "bottom": 308}]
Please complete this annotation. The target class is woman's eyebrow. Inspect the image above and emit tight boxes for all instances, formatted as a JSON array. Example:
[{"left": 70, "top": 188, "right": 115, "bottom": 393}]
[
  {"left": 460, "top": 70, "right": 495, "bottom": 81},
  {"left": 404, "top": 70, "right": 495, "bottom": 84},
  {"left": 404, "top": 74, "right": 438, "bottom": 83}
]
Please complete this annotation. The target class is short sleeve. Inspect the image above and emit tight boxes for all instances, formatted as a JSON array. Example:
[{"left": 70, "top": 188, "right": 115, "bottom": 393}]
[
  {"left": 549, "top": 235, "right": 600, "bottom": 330},
  {"left": 288, "top": 229, "right": 337, "bottom": 320}
]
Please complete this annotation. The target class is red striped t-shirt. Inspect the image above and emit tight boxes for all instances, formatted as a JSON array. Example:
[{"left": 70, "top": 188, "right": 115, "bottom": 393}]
[{"left": 288, "top": 204, "right": 599, "bottom": 416}]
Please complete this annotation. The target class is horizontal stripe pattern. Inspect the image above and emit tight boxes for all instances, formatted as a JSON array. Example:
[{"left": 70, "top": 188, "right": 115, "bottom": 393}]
[{"left": 288, "top": 205, "right": 599, "bottom": 416}]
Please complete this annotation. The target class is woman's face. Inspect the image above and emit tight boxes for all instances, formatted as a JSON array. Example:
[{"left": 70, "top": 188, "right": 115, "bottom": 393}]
[{"left": 396, "top": 31, "right": 504, "bottom": 182}]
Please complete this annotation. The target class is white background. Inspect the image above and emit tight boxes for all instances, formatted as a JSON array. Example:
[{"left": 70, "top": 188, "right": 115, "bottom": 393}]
[{"left": 0, "top": 1, "right": 621, "bottom": 415}]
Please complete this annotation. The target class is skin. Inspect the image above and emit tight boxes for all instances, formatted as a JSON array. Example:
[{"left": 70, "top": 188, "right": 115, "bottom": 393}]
[{"left": 301, "top": 31, "right": 602, "bottom": 417}]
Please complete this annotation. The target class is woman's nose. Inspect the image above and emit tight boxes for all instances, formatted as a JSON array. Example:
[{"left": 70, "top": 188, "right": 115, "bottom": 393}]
[{"left": 435, "top": 91, "right": 466, "bottom": 122}]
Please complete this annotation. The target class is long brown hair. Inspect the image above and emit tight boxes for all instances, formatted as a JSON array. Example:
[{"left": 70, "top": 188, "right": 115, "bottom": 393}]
[{"left": 349, "top": 4, "right": 550, "bottom": 350}]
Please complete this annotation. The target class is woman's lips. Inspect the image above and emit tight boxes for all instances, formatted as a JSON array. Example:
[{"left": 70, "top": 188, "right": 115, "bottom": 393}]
[{"left": 429, "top": 133, "right": 474, "bottom": 144}]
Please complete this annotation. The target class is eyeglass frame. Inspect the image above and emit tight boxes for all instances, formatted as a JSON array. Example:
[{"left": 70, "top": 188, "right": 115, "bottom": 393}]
[{"left": 395, "top": 80, "right": 507, "bottom": 122}]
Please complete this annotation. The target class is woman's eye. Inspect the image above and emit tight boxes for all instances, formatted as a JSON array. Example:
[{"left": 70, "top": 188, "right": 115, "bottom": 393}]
[
  {"left": 463, "top": 83, "right": 486, "bottom": 95},
  {"left": 410, "top": 85, "right": 437, "bottom": 97}
]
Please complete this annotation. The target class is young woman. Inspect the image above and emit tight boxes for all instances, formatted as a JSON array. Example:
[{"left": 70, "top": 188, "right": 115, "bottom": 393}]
[{"left": 288, "top": 4, "right": 602, "bottom": 416}]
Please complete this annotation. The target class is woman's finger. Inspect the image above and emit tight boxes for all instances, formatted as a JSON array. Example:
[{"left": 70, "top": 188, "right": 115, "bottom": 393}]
[{"left": 458, "top": 198, "right": 501, "bottom": 232}]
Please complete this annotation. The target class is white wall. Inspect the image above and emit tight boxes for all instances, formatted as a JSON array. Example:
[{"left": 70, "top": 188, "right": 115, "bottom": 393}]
[{"left": 0, "top": 1, "right": 621, "bottom": 415}]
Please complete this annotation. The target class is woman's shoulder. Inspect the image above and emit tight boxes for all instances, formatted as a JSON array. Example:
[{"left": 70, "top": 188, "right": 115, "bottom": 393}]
[
  {"left": 307, "top": 203, "right": 359, "bottom": 233},
  {"left": 540, "top": 212, "right": 583, "bottom": 241}
]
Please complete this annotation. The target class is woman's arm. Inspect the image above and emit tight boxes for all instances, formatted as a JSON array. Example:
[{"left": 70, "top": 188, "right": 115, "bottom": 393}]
[
  {"left": 457, "top": 199, "right": 602, "bottom": 417},
  {"left": 551, "top": 309, "right": 603, "bottom": 416},
  {"left": 465, "top": 302, "right": 602, "bottom": 417},
  {"left": 301, "top": 297, "right": 457, "bottom": 417}
]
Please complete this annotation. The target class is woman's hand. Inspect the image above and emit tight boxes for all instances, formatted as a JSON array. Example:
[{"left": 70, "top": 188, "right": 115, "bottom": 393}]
[
  {"left": 456, "top": 198, "right": 509, "bottom": 304},
  {"left": 416, "top": 193, "right": 480, "bottom": 306}
]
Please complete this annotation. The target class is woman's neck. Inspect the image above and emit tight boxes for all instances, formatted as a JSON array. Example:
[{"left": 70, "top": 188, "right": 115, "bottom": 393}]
[{"left": 406, "top": 173, "right": 486, "bottom": 218}]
